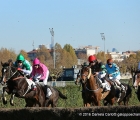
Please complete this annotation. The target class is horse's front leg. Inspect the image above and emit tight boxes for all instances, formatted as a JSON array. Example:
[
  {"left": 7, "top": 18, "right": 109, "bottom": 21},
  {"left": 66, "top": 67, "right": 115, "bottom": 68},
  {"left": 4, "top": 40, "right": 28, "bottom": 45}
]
[
  {"left": 10, "top": 89, "right": 18, "bottom": 106},
  {"left": 10, "top": 93, "right": 15, "bottom": 106},
  {"left": 2, "top": 87, "right": 9, "bottom": 104}
]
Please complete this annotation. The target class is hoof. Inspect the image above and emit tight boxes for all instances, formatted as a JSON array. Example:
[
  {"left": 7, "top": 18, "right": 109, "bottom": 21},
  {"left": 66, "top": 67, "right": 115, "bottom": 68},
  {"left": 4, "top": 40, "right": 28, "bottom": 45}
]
[
  {"left": 10, "top": 99, "right": 14, "bottom": 106},
  {"left": 10, "top": 102, "right": 14, "bottom": 106},
  {"left": 2, "top": 98, "right": 7, "bottom": 105}
]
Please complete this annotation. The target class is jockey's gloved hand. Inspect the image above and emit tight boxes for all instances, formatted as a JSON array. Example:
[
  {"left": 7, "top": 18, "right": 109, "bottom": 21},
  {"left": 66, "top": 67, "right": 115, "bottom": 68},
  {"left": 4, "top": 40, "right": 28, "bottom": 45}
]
[
  {"left": 33, "top": 77, "right": 40, "bottom": 83},
  {"left": 17, "top": 68, "right": 22, "bottom": 71}
]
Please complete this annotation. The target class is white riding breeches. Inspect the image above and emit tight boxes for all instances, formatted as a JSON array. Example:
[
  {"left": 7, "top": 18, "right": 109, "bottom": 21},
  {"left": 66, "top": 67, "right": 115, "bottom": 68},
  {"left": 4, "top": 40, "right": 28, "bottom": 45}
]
[{"left": 98, "top": 73, "right": 106, "bottom": 79}]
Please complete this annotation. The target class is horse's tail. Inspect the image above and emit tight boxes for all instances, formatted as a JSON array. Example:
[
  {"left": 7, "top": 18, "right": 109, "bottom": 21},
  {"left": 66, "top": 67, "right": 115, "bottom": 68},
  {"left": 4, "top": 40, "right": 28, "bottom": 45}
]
[
  {"left": 53, "top": 87, "right": 67, "bottom": 99},
  {"left": 58, "top": 90, "right": 67, "bottom": 99}
]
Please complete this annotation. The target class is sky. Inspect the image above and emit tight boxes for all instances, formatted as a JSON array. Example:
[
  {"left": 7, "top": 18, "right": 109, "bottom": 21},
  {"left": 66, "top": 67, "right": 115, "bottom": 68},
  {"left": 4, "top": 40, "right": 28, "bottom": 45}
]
[{"left": 0, "top": 0, "right": 140, "bottom": 53}]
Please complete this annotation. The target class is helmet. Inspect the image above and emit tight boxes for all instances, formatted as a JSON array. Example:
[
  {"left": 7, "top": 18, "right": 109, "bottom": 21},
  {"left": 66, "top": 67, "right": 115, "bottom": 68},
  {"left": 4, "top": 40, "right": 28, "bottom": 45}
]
[
  {"left": 107, "top": 59, "right": 113, "bottom": 64},
  {"left": 83, "top": 62, "right": 88, "bottom": 66},
  {"left": 88, "top": 55, "right": 96, "bottom": 62},
  {"left": 101, "top": 65, "right": 105, "bottom": 69},
  {"left": 33, "top": 58, "right": 40, "bottom": 65},
  {"left": 16, "top": 54, "right": 25, "bottom": 61}
]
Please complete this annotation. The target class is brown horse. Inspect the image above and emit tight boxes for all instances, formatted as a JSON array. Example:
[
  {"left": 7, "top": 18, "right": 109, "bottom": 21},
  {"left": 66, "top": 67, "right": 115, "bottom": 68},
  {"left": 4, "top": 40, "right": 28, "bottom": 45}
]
[
  {"left": 133, "top": 71, "right": 140, "bottom": 101},
  {"left": 1, "top": 61, "right": 46, "bottom": 107},
  {"left": 79, "top": 66, "right": 115, "bottom": 106}
]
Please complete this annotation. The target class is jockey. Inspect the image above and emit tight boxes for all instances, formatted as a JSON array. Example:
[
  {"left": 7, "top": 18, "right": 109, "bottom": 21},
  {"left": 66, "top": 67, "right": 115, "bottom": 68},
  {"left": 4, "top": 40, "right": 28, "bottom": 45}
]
[
  {"left": 14, "top": 54, "right": 32, "bottom": 78},
  {"left": 88, "top": 55, "right": 110, "bottom": 92},
  {"left": 31, "top": 58, "right": 52, "bottom": 98},
  {"left": 105, "top": 58, "right": 125, "bottom": 92},
  {"left": 88, "top": 55, "right": 102, "bottom": 74},
  {"left": 98, "top": 64, "right": 110, "bottom": 92}
]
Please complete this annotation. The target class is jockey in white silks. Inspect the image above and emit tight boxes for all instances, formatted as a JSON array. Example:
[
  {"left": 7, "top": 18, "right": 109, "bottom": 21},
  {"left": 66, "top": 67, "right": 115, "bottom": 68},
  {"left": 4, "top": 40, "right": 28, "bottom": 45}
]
[{"left": 98, "top": 64, "right": 110, "bottom": 92}]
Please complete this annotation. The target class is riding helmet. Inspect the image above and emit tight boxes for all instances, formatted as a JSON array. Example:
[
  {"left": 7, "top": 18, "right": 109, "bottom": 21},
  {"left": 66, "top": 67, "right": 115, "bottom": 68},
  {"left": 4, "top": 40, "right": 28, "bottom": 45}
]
[
  {"left": 107, "top": 58, "right": 113, "bottom": 64},
  {"left": 16, "top": 54, "right": 25, "bottom": 61},
  {"left": 88, "top": 55, "right": 96, "bottom": 62},
  {"left": 33, "top": 58, "right": 40, "bottom": 65}
]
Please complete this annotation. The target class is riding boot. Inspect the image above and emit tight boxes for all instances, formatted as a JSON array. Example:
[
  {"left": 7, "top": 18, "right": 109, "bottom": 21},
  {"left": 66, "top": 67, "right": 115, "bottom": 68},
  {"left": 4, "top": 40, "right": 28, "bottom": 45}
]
[
  {"left": 120, "top": 84, "right": 125, "bottom": 92},
  {"left": 97, "top": 77, "right": 103, "bottom": 88},
  {"left": 46, "top": 86, "right": 52, "bottom": 98},
  {"left": 101, "top": 83, "right": 109, "bottom": 93},
  {"left": 117, "top": 92, "right": 122, "bottom": 103}
]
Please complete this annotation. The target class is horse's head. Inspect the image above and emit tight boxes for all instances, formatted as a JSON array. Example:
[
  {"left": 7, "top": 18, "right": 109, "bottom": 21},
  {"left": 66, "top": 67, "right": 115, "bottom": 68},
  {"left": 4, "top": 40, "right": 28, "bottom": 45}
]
[
  {"left": 80, "top": 66, "right": 92, "bottom": 84},
  {"left": 133, "top": 72, "right": 140, "bottom": 89},
  {"left": 1, "top": 61, "right": 24, "bottom": 85},
  {"left": 1, "top": 61, "right": 14, "bottom": 85},
  {"left": 2, "top": 65, "right": 28, "bottom": 97}
]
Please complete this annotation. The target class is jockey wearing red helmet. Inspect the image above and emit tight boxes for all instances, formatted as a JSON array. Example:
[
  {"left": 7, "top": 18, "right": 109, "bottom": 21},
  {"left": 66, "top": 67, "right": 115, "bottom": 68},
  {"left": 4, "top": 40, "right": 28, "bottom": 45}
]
[
  {"left": 88, "top": 55, "right": 97, "bottom": 63},
  {"left": 88, "top": 55, "right": 102, "bottom": 74}
]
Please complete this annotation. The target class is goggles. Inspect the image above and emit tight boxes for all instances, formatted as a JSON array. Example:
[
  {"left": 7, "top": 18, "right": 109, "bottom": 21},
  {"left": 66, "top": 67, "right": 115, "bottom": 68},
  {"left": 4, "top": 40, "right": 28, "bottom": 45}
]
[
  {"left": 34, "top": 64, "right": 39, "bottom": 66},
  {"left": 17, "top": 60, "right": 22, "bottom": 63},
  {"left": 90, "top": 60, "right": 96, "bottom": 63}
]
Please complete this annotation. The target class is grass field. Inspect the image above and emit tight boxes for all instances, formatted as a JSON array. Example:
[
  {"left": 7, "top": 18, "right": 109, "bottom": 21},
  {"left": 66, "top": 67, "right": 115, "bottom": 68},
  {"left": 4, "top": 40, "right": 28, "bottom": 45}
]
[{"left": 0, "top": 79, "right": 140, "bottom": 108}]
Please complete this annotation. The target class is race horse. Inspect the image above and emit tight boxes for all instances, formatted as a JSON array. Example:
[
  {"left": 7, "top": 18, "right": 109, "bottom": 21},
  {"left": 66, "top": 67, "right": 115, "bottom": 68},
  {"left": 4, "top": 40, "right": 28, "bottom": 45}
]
[
  {"left": 77, "top": 66, "right": 116, "bottom": 106},
  {"left": 103, "top": 81, "right": 132, "bottom": 106},
  {"left": 133, "top": 70, "right": 140, "bottom": 101},
  {"left": 1, "top": 60, "right": 67, "bottom": 107},
  {"left": 1, "top": 61, "right": 46, "bottom": 107}
]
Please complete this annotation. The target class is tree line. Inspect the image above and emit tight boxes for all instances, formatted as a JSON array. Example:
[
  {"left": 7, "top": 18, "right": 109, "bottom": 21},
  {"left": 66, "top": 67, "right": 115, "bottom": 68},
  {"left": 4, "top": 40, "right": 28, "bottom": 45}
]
[{"left": 0, "top": 44, "right": 140, "bottom": 77}]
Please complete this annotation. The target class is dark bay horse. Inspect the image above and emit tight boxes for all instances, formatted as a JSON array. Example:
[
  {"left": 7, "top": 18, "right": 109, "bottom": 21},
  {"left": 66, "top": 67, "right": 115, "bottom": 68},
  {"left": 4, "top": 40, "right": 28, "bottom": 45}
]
[
  {"left": 102, "top": 82, "right": 132, "bottom": 106},
  {"left": 79, "top": 66, "right": 116, "bottom": 106},
  {"left": 1, "top": 60, "right": 67, "bottom": 107},
  {"left": 1, "top": 61, "right": 46, "bottom": 107},
  {"left": 102, "top": 73, "right": 132, "bottom": 106}
]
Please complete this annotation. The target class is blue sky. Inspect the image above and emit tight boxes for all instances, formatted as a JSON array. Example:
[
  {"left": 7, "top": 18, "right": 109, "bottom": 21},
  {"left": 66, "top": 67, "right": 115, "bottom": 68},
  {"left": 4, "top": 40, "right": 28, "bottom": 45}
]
[{"left": 0, "top": 0, "right": 140, "bottom": 53}]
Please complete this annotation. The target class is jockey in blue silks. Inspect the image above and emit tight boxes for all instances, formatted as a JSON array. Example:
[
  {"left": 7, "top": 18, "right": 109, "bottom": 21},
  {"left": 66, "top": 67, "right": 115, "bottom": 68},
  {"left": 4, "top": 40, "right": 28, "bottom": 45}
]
[{"left": 105, "top": 58, "right": 125, "bottom": 92}]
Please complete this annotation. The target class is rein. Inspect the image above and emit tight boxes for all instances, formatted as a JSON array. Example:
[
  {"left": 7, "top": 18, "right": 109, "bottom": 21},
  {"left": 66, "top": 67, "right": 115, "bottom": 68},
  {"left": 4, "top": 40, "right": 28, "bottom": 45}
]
[
  {"left": 81, "top": 67, "right": 100, "bottom": 92},
  {"left": 12, "top": 76, "right": 25, "bottom": 81},
  {"left": 6, "top": 67, "right": 30, "bottom": 97}
]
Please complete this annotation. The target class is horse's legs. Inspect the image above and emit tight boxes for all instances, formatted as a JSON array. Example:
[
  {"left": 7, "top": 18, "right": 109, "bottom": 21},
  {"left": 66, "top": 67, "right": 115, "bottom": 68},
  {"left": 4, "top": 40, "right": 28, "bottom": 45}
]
[
  {"left": 108, "top": 98, "right": 115, "bottom": 106},
  {"left": 2, "top": 87, "right": 9, "bottom": 104},
  {"left": 10, "top": 93, "right": 15, "bottom": 106},
  {"left": 86, "top": 103, "right": 91, "bottom": 107}
]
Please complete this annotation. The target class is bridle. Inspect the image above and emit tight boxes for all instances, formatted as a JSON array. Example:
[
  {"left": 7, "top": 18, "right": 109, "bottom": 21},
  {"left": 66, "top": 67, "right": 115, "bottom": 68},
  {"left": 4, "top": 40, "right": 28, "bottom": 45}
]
[
  {"left": 81, "top": 67, "right": 100, "bottom": 92},
  {"left": 2, "top": 66, "right": 30, "bottom": 96}
]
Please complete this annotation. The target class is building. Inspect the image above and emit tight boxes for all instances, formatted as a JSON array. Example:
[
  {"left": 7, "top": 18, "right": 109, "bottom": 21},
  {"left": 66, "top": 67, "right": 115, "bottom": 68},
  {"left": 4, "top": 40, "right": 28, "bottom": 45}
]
[
  {"left": 75, "top": 45, "right": 98, "bottom": 57},
  {"left": 27, "top": 49, "right": 38, "bottom": 61}
]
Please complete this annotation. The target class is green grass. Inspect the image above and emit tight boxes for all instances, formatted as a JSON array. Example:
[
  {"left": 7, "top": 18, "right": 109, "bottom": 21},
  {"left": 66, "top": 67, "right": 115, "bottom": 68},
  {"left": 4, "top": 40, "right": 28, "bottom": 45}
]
[{"left": 0, "top": 79, "right": 140, "bottom": 108}]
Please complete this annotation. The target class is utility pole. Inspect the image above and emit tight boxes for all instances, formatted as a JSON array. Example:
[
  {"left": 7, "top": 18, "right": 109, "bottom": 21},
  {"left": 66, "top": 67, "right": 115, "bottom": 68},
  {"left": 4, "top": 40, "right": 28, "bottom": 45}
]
[
  {"left": 100, "top": 33, "right": 106, "bottom": 63},
  {"left": 49, "top": 28, "right": 55, "bottom": 69},
  {"left": 32, "top": 40, "right": 34, "bottom": 50}
]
